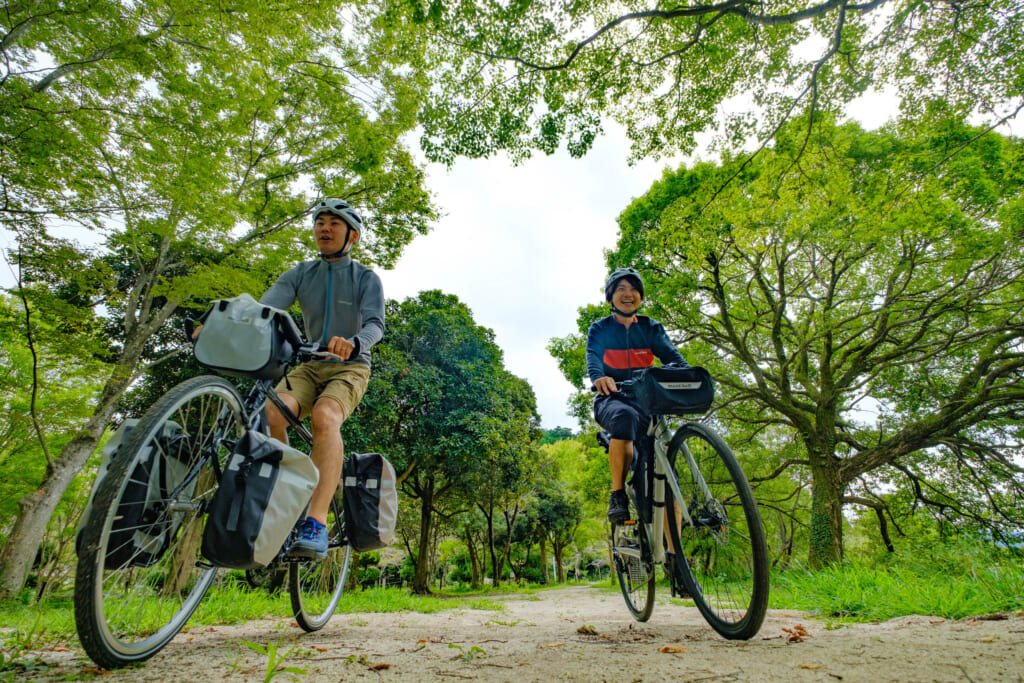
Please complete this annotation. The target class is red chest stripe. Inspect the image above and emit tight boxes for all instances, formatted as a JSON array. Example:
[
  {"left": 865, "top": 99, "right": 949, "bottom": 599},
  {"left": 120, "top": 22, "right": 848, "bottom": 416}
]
[{"left": 604, "top": 348, "right": 655, "bottom": 369}]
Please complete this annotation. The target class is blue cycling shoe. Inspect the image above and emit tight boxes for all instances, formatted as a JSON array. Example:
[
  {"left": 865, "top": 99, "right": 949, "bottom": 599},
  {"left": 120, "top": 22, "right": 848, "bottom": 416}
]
[{"left": 289, "top": 517, "right": 328, "bottom": 559}]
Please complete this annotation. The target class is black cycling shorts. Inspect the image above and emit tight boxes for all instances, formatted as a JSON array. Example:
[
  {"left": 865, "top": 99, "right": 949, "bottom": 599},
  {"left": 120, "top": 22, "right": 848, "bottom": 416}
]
[{"left": 594, "top": 394, "right": 649, "bottom": 442}]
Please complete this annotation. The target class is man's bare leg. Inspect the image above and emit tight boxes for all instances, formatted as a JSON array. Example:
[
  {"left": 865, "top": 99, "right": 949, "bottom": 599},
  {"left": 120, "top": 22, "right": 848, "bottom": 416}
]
[{"left": 609, "top": 438, "right": 634, "bottom": 490}]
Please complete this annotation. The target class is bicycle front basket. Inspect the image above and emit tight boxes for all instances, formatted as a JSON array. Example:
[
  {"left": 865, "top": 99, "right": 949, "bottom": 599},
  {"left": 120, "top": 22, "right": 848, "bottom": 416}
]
[{"left": 634, "top": 366, "right": 715, "bottom": 416}]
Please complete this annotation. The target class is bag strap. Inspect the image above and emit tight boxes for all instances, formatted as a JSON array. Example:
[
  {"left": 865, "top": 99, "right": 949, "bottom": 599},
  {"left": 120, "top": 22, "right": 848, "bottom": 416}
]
[{"left": 226, "top": 457, "right": 256, "bottom": 532}]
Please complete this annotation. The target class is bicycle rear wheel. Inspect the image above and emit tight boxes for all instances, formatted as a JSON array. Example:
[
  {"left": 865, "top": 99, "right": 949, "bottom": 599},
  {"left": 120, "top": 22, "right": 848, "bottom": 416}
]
[
  {"left": 290, "top": 489, "right": 351, "bottom": 631},
  {"left": 74, "top": 376, "right": 246, "bottom": 668},
  {"left": 611, "top": 488, "right": 655, "bottom": 622},
  {"left": 665, "top": 423, "right": 769, "bottom": 640}
]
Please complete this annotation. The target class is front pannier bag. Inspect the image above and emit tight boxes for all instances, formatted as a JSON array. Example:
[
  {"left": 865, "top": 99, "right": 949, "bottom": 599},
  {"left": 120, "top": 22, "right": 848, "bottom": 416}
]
[
  {"left": 342, "top": 452, "right": 398, "bottom": 553},
  {"left": 77, "top": 419, "right": 197, "bottom": 568},
  {"left": 633, "top": 365, "right": 715, "bottom": 416},
  {"left": 201, "top": 430, "right": 319, "bottom": 569},
  {"left": 193, "top": 293, "right": 304, "bottom": 380}
]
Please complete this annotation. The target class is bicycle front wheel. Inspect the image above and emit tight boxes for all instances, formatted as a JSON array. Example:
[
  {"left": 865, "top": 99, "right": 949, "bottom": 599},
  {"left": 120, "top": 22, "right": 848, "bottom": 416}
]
[
  {"left": 611, "top": 488, "right": 655, "bottom": 621},
  {"left": 74, "top": 376, "right": 246, "bottom": 668},
  {"left": 289, "top": 489, "right": 351, "bottom": 631},
  {"left": 665, "top": 423, "right": 769, "bottom": 640}
]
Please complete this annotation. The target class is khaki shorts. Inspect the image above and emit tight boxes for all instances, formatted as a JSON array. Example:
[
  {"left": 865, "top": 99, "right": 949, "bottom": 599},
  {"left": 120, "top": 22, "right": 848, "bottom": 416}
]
[{"left": 275, "top": 361, "right": 371, "bottom": 421}]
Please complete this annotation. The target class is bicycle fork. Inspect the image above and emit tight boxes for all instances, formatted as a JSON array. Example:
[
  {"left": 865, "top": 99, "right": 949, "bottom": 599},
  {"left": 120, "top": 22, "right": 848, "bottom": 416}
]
[{"left": 647, "top": 417, "right": 700, "bottom": 563}]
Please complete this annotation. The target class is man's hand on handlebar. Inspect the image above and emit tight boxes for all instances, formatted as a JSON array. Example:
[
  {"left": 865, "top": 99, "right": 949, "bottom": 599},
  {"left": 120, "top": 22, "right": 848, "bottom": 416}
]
[
  {"left": 325, "top": 335, "right": 355, "bottom": 361},
  {"left": 593, "top": 376, "right": 618, "bottom": 396}
]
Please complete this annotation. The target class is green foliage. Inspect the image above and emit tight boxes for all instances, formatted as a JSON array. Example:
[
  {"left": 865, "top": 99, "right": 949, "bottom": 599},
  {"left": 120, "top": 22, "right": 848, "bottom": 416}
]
[
  {"left": 240, "top": 640, "right": 307, "bottom": 682},
  {"left": 344, "top": 290, "right": 540, "bottom": 591},
  {"left": 393, "top": 0, "right": 1023, "bottom": 162},
  {"left": 540, "top": 427, "right": 575, "bottom": 445}
]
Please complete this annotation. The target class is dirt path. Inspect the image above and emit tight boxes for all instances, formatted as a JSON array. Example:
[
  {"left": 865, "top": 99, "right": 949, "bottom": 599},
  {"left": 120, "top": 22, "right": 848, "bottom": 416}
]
[{"left": 16, "top": 586, "right": 1024, "bottom": 682}]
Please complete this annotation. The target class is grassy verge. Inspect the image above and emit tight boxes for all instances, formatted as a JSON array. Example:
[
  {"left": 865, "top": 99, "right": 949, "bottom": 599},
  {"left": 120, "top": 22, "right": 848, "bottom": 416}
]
[{"left": 770, "top": 542, "right": 1024, "bottom": 622}]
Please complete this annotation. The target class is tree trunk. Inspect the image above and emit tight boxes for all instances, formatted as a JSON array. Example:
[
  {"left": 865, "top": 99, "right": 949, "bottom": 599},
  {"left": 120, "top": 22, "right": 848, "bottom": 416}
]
[
  {"left": 411, "top": 478, "right": 434, "bottom": 594},
  {"left": 466, "top": 530, "right": 482, "bottom": 589},
  {"left": 553, "top": 543, "right": 564, "bottom": 583},
  {"left": 538, "top": 536, "right": 549, "bottom": 585},
  {"left": 0, "top": 360, "right": 133, "bottom": 597},
  {"left": 808, "top": 458, "right": 845, "bottom": 568},
  {"left": 484, "top": 503, "right": 500, "bottom": 588}
]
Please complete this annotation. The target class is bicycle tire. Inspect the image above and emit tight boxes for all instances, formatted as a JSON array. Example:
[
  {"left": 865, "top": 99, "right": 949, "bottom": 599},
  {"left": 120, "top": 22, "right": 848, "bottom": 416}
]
[
  {"left": 74, "top": 376, "right": 246, "bottom": 668},
  {"left": 664, "top": 423, "right": 769, "bottom": 640},
  {"left": 289, "top": 488, "right": 351, "bottom": 631},
  {"left": 611, "top": 488, "right": 656, "bottom": 622}
]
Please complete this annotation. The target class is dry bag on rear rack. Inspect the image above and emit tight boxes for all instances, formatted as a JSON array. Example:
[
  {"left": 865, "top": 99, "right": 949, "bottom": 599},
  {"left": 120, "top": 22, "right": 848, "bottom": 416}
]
[
  {"left": 201, "top": 429, "right": 319, "bottom": 570},
  {"left": 193, "top": 293, "right": 304, "bottom": 381},
  {"left": 76, "top": 418, "right": 198, "bottom": 568},
  {"left": 633, "top": 365, "right": 715, "bottom": 416},
  {"left": 342, "top": 452, "right": 398, "bottom": 553}
]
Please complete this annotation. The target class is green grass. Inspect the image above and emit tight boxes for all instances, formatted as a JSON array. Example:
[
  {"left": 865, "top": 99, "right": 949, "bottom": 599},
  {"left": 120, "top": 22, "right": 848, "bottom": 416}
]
[{"left": 770, "top": 542, "right": 1024, "bottom": 622}]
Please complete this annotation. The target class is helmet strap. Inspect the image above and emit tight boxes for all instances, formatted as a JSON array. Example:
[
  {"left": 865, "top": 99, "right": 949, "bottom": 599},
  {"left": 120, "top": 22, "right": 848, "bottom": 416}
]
[{"left": 610, "top": 304, "right": 639, "bottom": 318}]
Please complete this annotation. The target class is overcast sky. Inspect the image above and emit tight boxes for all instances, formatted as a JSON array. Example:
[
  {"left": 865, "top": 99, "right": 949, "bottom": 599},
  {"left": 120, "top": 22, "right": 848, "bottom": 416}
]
[{"left": 378, "top": 127, "right": 692, "bottom": 430}]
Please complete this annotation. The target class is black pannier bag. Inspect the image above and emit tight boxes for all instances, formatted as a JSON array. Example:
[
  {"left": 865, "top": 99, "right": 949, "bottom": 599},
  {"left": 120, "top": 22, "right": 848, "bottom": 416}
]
[
  {"left": 633, "top": 365, "right": 715, "bottom": 416},
  {"left": 193, "top": 293, "right": 304, "bottom": 380},
  {"left": 201, "top": 429, "right": 319, "bottom": 570},
  {"left": 77, "top": 419, "right": 198, "bottom": 568},
  {"left": 342, "top": 452, "right": 398, "bottom": 553},
  {"left": 627, "top": 433, "right": 656, "bottom": 524}
]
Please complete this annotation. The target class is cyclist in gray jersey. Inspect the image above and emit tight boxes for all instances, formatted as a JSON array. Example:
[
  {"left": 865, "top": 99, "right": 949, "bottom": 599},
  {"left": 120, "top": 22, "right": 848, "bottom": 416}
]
[{"left": 260, "top": 198, "right": 385, "bottom": 558}]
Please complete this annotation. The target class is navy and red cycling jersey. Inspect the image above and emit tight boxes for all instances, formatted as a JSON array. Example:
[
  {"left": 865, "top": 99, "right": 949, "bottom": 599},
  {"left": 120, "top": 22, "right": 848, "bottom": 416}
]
[{"left": 586, "top": 314, "right": 688, "bottom": 384}]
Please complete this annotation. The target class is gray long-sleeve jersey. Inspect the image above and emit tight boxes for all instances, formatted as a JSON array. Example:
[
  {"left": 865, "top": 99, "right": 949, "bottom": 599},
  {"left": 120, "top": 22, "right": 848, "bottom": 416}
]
[{"left": 260, "top": 255, "right": 384, "bottom": 368}]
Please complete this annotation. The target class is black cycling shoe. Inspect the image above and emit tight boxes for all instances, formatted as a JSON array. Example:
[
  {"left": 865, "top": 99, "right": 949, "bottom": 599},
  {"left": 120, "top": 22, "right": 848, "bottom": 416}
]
[{"left": 607, "top": 489, "right": 630, "bottom": 524}]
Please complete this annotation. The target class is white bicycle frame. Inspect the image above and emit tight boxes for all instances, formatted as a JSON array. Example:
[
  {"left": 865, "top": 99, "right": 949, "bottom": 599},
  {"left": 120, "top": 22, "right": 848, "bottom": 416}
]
[{"left": 621, "top": 415, "right": 709, "bottom": 567}]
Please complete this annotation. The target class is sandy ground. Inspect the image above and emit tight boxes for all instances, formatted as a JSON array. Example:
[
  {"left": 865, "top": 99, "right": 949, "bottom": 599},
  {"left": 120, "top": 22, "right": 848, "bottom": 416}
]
[{"left": 10, "top": 586, "right": 1024, "bottom": 682}]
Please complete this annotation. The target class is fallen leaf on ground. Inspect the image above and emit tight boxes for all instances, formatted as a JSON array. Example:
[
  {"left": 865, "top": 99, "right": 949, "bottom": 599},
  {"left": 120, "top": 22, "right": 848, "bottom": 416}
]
[
  {"left": 542, "top": 643, "right": 565, "bottom": 648},
  {"left": 800, "top": 664, "right": 822, "bottom": 670},
  {"left": 783, "top": 625, "right": 812, "bottom": 643},
  {"left": 369, "top": 663, "right": 390, "bottom": 670},
  {"left": 659, "top": 645, "right": 689, "bottom": 653},
  {"left": 577, "top": 626, "right": 598, "bottom": 635}
]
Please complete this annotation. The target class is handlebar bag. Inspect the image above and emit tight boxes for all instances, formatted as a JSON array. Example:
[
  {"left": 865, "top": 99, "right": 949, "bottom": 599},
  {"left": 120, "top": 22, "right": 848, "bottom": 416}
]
[
  {"left": 342, "top": 452, "right": 398, "bottom": 553},
  {"left": 201, "top": 429, "right": 319, "bottom": 569},
  {"left": 634, "top": 366, "right": 715, "bottom": 416},
  {"left": 193, "top": 294, "right": 304, "bottom": 380}
]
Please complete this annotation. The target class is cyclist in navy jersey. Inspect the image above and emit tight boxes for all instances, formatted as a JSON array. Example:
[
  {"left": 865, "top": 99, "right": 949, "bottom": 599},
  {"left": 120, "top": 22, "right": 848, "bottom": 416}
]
[{"left": 586, "top": 268, "right": 689, "bottom": 523}]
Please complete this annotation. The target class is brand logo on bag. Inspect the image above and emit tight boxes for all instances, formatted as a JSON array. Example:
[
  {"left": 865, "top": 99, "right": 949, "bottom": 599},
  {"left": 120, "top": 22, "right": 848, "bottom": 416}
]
[{"left": 659, "top": 381, "right": 702, "bottom": 390}]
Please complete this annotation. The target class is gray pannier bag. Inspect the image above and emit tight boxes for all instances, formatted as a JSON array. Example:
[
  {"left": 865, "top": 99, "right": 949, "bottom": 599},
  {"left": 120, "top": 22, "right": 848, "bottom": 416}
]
[
  {"left": 201, "top": 429, "right": 319, "bottom": 569},
  {"left": 342, "top": 452, "right": 398, "bottom": 553},
  {"left": 193, "top": 293, "right": 304, "bottom": 380},
  {"left": 76, "top": 419, "right": 198, "bottom": 568}
]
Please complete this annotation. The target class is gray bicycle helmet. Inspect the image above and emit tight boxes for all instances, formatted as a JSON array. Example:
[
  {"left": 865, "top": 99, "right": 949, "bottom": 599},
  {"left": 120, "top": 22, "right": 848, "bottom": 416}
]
[
  {"left": 604, "top": 267, "right": 645, "bottom": 302},
  {"left": 312, "top": 197, "right": 363, "bottom": 258}
]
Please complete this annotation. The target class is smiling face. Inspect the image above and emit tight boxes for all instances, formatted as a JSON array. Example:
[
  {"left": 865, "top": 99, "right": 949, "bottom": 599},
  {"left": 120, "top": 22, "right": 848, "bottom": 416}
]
[
  {"left": 611, "top": 278, "right": 642, "bottom": 315},
  {"left": 314, "top": 213, "right": 358, "bottom": 258}
]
